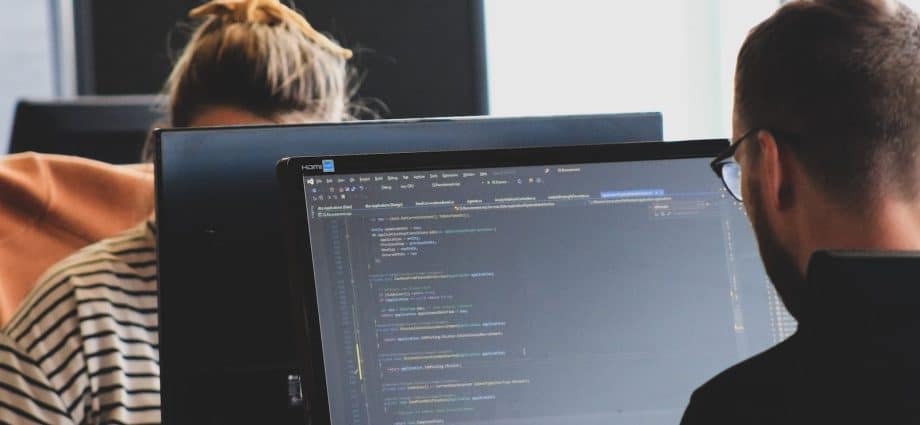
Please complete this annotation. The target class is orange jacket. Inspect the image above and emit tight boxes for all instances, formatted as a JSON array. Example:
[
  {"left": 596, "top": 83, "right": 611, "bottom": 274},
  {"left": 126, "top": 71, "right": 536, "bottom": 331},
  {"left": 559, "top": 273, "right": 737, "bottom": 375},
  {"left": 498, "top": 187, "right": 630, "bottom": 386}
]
[{"left": 0, "top": 152, "right": 153, "bottom": 325}]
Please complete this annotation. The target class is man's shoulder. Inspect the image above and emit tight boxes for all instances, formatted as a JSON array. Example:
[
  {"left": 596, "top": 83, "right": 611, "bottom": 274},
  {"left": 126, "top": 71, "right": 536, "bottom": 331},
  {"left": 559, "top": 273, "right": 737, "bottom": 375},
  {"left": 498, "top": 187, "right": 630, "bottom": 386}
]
[
  {"left": 698, "top": 335, "right": 801, "bottom": 395},
  {"left": 682, "top": 335, "right": 803, "bottom": 424}
]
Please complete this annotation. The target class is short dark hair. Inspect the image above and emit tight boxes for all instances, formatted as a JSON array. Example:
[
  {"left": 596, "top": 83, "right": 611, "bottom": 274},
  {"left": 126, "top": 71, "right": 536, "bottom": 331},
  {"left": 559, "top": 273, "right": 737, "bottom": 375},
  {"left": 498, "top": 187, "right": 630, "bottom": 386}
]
[{"left": 735, "top": 0, "right": 920, "bottom": 202}]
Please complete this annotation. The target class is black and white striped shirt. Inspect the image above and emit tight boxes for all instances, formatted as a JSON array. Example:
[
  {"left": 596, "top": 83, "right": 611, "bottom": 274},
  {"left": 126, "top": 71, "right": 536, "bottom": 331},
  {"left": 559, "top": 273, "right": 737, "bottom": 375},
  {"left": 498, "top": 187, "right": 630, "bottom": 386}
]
[{"left": 1, "top": 220, "right": 160, "bottom": 424}]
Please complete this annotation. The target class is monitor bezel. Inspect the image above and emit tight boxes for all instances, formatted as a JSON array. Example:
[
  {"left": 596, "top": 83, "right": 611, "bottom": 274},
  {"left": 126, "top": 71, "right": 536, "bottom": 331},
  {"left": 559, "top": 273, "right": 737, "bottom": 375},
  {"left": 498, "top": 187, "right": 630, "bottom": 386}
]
[{"left": 277, "top": 139, "right": 729, "bottom": 425}]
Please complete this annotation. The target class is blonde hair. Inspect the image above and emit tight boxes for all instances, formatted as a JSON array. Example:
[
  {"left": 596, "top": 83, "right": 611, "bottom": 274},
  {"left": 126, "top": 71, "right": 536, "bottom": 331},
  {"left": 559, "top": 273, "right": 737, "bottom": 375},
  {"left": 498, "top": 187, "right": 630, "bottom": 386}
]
[{"left": 164, "top": 0, "right": 356, "bottom": 128}]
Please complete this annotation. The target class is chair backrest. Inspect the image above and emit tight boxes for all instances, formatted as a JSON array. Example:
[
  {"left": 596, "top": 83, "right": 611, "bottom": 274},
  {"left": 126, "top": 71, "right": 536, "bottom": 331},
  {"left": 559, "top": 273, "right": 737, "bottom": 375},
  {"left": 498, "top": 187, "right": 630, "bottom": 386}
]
[{"left": 9, "top": 95, "right": 161, "bottom": 164}]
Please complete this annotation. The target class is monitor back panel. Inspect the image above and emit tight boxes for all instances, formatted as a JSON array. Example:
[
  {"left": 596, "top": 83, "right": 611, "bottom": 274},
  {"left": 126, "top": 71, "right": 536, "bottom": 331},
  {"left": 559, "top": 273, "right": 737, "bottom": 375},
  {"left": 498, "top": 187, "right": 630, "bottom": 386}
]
[
  {"left": 155, "top": 114, "right": 662, "bottom": 424},
  {"left": 76, "top": 0, "right": 488, "bottom": 118}
]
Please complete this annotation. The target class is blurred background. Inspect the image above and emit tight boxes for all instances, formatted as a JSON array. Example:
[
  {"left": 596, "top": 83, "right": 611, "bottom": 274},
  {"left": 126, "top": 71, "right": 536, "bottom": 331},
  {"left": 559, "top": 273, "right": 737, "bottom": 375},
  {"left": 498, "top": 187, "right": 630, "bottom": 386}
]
[{"left": 5, "top": 0, "right": 920, "bottom": 154}]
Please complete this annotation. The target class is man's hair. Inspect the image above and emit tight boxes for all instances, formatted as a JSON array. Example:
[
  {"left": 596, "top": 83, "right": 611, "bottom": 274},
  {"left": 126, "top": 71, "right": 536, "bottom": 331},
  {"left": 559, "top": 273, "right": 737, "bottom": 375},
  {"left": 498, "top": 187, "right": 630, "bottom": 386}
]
[{"left": 735, "top": 0, "right": 920, "bottom": 202}]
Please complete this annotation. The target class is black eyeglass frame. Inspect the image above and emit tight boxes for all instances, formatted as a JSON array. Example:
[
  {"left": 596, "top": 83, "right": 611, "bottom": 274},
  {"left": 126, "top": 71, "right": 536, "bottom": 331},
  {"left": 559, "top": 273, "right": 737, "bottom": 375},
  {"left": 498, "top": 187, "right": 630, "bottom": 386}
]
[{"left": 710, "top": 128, "right": 801, "bottom": 201}]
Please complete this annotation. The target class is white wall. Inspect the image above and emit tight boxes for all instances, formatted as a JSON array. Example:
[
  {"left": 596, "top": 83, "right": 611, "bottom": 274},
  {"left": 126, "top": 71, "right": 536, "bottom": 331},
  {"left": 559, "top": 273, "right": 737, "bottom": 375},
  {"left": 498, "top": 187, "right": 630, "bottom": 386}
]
[
  {"left": 5, "top": 1, "right": 920, "bottom": 153},
  {"left": 485, "top": 0, "right": 784, "bottom": 141},
  {"left": 0, "top": 1, "right": 55, "bottom": 153}
]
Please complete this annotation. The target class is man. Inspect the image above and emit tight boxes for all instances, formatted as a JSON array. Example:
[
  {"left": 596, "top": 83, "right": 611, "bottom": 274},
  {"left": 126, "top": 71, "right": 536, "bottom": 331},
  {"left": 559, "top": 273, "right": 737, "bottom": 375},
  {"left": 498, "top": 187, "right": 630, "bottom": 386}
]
[{"left": 682, "top": 0, "right": 920, "bottom": 423}]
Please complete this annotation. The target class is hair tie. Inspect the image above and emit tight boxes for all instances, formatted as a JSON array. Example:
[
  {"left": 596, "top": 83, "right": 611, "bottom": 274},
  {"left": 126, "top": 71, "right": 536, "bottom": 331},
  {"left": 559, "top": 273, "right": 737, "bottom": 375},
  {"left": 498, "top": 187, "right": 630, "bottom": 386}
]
[{"left": 189, "top": 0, "right": 353, "bottom": 59}]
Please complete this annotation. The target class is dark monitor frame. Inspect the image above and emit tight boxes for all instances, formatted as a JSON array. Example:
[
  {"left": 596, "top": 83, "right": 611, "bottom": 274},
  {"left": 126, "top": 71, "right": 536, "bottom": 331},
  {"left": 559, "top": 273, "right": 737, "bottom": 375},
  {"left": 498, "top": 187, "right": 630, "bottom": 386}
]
[
  {"left": 8, "top": 95, "right": 160, "bottom": 163},
  {"left": 72, "top": 0, "right": 489, "bottom": 118},
  {"left": 154, "top": 113, "right": 663, "bottom": 424},
  {"left": 276, "top": 139, "right": 728, "bottom": 425}
]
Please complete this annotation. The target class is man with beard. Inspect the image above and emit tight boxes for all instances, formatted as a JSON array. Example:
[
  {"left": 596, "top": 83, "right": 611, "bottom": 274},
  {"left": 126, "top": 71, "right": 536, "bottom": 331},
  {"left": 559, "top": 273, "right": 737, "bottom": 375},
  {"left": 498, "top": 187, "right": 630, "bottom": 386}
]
[{"left": 681, "top": 0, "right": 920, "bottom": 423}]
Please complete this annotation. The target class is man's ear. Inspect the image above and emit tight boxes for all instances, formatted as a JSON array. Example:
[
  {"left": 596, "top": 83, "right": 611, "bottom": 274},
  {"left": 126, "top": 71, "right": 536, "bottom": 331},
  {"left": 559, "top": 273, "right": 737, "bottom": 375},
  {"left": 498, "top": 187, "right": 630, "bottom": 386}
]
[{"left": 755, "top": 130, "right": 795, "bottom": 211}]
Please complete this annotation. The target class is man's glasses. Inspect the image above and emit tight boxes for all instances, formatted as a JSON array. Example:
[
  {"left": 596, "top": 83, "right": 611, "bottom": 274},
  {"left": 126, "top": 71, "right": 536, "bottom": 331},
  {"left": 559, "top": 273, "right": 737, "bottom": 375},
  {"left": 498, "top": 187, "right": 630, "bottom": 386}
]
[{"left": 710, "top": 128, "right": 799, "bottom": 202}]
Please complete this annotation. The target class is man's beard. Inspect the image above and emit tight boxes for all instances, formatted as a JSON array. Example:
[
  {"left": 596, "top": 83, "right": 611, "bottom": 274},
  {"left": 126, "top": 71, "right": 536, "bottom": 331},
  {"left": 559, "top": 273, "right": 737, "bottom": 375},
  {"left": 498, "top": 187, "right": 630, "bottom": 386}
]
[{"left": 747, "top": 183, "right": 808, "bottom": 321}]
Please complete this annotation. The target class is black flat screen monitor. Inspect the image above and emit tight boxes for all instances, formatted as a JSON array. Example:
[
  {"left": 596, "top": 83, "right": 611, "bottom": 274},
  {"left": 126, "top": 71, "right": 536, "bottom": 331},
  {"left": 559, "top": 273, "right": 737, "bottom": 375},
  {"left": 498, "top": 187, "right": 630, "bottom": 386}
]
[
  {"left": 8, "top": 96, "right": 160, "bottom": 164},
  {"left": 155, "top": 113, "right": 663, "bottom": 424},
  {"left": 277, "top": 140, "right": 797, "bottom": 425},
  {"left": 75, "top": 0, "right": 488, "bottom": 118}
]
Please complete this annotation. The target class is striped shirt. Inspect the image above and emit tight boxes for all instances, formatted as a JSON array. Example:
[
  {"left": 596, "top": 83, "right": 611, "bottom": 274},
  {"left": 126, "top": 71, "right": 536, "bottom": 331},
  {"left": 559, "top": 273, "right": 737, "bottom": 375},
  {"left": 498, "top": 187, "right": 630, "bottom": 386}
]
[{"left": 1, "top": 220, "right": 160, "bottom": 424}]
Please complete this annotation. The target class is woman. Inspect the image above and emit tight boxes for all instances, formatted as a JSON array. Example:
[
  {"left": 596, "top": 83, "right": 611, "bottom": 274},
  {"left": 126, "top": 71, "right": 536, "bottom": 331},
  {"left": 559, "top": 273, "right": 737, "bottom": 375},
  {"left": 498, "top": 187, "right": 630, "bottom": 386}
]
[{"left": 0, "top": 1, "right": 358, "bottom": 423}]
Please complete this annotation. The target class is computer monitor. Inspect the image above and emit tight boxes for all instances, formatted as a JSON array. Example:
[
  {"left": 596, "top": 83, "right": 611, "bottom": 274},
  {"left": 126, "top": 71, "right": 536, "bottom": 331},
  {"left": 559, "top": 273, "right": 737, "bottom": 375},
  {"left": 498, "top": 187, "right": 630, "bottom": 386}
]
[
  {"left": 74, "top": 0, "right": 488, "bottom": 118},
  {"left": 8, "top": 96, "right": 160, "bottom": 163},
  {"left": 155, "top": 113, "right": 663, "bottom": 424},
  {"left": 277, "top": 140, "right": 797, "bottom": 425}
]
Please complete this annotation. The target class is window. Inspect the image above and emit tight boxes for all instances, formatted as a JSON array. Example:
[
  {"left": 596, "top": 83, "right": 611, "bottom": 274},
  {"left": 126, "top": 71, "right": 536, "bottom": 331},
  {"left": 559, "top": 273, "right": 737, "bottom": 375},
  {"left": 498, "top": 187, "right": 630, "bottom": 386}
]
[
  {"left": 0, "top": 2, "right": 54, "bottom": 153},
  {"left": 904, "top": 0, "right": 920, "bottom": 12},
  {"left": 486, "top": 1, "right": 782, "bottom": 140}
]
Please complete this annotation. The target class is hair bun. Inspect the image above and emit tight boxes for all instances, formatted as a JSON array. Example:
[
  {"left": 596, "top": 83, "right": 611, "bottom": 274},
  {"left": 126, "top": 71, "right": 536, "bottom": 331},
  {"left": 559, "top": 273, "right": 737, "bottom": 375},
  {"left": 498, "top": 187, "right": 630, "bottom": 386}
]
[{"left": 189, "top": 0, "right": 353, "bottom": 59}]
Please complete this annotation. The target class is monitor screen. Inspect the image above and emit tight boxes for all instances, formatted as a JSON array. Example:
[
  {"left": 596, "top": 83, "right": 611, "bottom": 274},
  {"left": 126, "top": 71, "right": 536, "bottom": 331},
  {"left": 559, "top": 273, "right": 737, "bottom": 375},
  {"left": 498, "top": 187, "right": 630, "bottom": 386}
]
[{"left": 294, "top": 151, "right": 796, "bottom": 424}]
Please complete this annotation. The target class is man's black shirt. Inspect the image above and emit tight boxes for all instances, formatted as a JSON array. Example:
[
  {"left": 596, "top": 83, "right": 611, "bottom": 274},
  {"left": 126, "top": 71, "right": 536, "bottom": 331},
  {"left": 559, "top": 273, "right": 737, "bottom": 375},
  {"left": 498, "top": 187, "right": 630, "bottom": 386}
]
[{"left": 681, "top": 251, "right": 920, "bottom": 424}]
